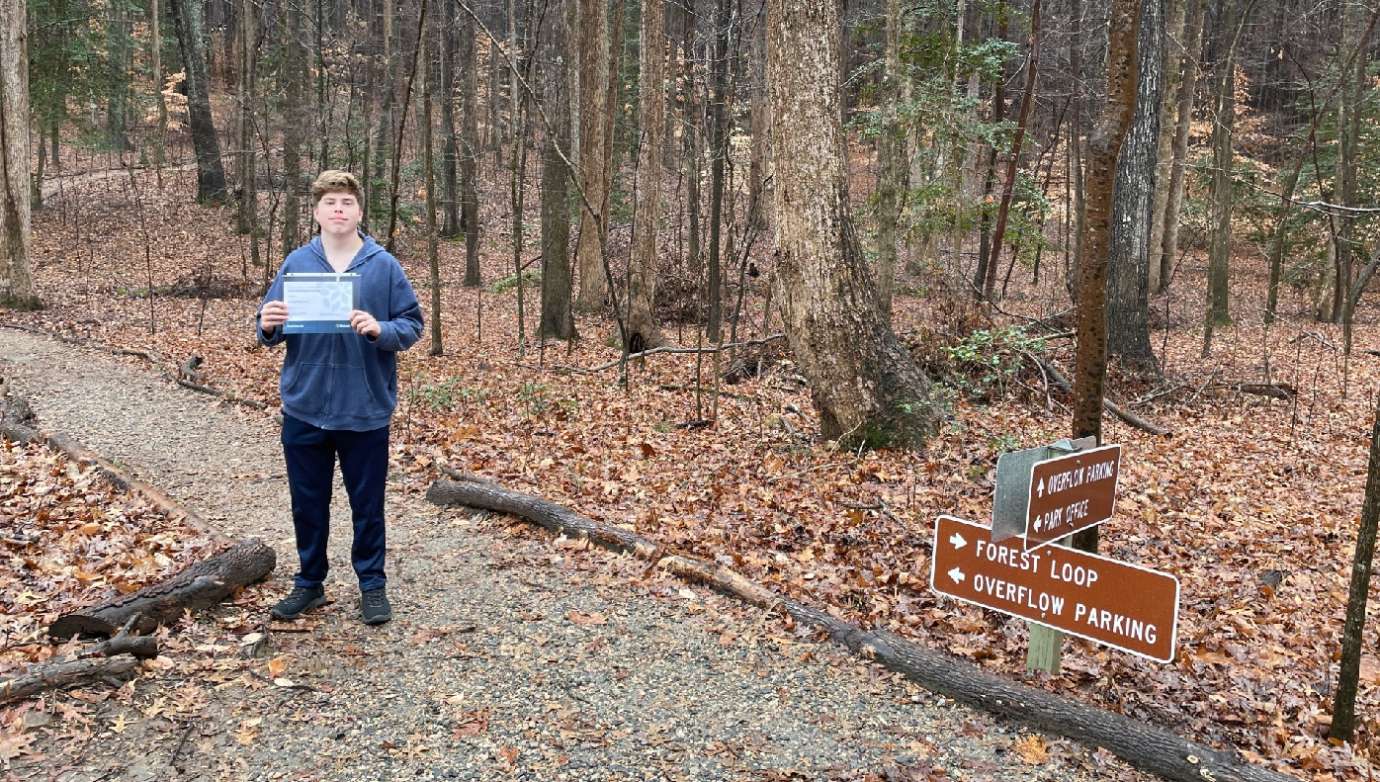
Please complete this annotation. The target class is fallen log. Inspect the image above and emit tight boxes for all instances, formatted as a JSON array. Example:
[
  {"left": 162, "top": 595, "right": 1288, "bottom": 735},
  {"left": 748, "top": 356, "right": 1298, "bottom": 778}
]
[
  {"left": 1033, "top": 357, "right": 1172, "bottom": 436},
  {"left": 0, "top": 657, "right": 140, "bottom": 705},
  {"left": 427, "top": 473, "right": 1292, "bottom": 782},
  {"left": 49, "top": 538, "right": 275, "bottom": 639},
  {"left": 1222, "top": 382, "right": 1297, "bottom": 399}
]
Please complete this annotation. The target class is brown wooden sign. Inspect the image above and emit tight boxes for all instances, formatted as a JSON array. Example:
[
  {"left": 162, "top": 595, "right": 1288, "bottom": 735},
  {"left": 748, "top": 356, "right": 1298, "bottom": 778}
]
[
  {"left": 929, "top": 514, "right": 1179, "bottom": 663},
  {"left": 1025, "top": 444, "right": 1121, "bottom": 552}
]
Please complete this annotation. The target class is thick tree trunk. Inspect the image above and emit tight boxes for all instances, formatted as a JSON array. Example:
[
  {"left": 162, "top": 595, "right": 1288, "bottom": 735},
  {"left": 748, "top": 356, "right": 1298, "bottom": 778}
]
[
  {"left": 767, "top": 0, "right": 943, "bottom": 449},
  {"left": 1159, "top": 0, "right": 1203, "bottom": 295},
  {"left": 170, "top": 0, "right": 228, "bottom": 203},
  {"left": 1147, "top": 0, "right": 1186, "bottom": 294},
  {"left": 0, "top": 0, "right": 35, "bottom": 306},
  {"left": 1106, "top": 0, "right": 1162, "bottom": 371},
  {"left": 873, "top": 0, "right": 905, "bottom": 318},
  {"left": 539, "top": 6, "right": 575, "bottom": 341},
  {"left": 748, "top": 9, "right": 770, "bottom": 235},
  {"left": 49, "top": 539, "right": 276, "bottom": 639},
  {"left": 628, "top": 0, "right": 667, "bottom": 350},
  {"left": 1070, "top": 0, "right": 1139, "bottom": 552},
  {"left": 461, "top": 9, "right": 481, "bottom": 286},
  {"left": 280, "top": 4, "right": 307, "bottom": 250},
  {"left": 574, "top": 0, "right": 610, "bottom": 312}
]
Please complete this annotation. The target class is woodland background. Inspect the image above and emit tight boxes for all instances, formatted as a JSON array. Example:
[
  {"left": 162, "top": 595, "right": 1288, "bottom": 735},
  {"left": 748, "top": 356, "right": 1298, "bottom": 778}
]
[{"left": 1, "top": 0, "right": 1379, "bottom": 778}]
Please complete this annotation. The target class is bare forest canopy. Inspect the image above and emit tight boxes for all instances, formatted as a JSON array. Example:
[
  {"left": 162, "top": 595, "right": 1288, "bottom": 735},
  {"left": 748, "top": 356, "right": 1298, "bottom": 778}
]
[{"left": 3, "top": 0, "right": 1380, "bottom": 778}]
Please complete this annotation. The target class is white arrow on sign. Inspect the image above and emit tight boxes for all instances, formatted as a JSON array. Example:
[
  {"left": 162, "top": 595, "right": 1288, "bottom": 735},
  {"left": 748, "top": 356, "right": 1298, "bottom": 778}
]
[
  {"left": 948, "top": 567, "right": 965, "bottom": 585},
  {"left": 1037, "top": 477, "right": 1046, "bottom": 497},
  {"left": 949, "top": 532, "right": 967, "bottom": 550}
]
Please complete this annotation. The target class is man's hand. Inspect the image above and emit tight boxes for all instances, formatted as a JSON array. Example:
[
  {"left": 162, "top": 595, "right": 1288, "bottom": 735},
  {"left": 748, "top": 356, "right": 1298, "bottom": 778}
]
[
  {"left": 260, "top": 300, "right": 289, "bottom": 332},
  {"left": 350, "top": 310, "right": 381, "bottom": 339}
]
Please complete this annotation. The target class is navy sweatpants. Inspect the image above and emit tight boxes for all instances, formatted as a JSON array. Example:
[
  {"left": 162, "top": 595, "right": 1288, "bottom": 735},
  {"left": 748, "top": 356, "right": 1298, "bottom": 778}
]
[{"left": 281, "top": 414, "right": 390, "bottom": 592}]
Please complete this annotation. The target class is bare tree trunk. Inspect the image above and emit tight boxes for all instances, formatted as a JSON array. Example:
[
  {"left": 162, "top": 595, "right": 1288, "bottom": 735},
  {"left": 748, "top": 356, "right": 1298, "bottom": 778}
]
[
  {"left": 461, "top": 7, "right": 481, "bottom": 286},
  {"left": 767, "top": 0, "right": 944, "bottom": 450},
  {"left": 0, "top": 0, "right": 36, "bottom": 306},
  {"left": 1331, "top": 392, "right": 1380, "bottom": 742},
  {"left": 873, "top": 0, "right": 905, "bottom": 318},
  {"left": 1106, "top": 0, "right": 1162, "bottom": 371},
  {"left": 628, "top": 0, "right": 667, "bottom": 350},
  {"left": 106, "top": 2, "right": 133, "bottom": 152},
  {"left": 281, "top": 1, "right": 307, "bottom": 250},
  {"left": 1158, "top": 0, "right": 1203, "bottom": 294},
  {"left": 985, "top": 0, "right": 1041, "bottom": 301},
  {"left": 1067, "top": 0, "right": 1085, "bottom": 303},
  {"left": 574, "top": 0, "right": 610, "bottom": 312},
  {"left": 1202, "top": 0, "right": 1255, "bottom": 351},
  {"left": 236, "top": 0, "right": 257, "bottom": 237},
  {"left": 1147, "top": 0, "right": 1185, "bottom": 294},
  {"left": 441, "top": 0, "right": 460, "bottom": 238},
  {"left": 170, "top": 0, "right": 228, "bottom": 202},
  {"left": 424, "top": 2, "right": 442, "bottom": 356},
  {"left": 706, "top": 0, "right": 731, "bottom": 339},
  {"left": 1071, "top": 0, "right": 1140, "bottom": 553},
  {"left": 539, "top": 3, "right": 575, "bottom": 340},
  {"left": 748, "top": 7, "right": 769, "bottom": 235},
  {"left": 151, "top": 0, "right": 168, "bottom": 178}
]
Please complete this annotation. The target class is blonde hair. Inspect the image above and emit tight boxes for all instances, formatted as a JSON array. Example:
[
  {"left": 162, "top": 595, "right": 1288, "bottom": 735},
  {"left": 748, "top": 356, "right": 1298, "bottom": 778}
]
[{"left": 311, "top": 170, "right": 363, "bottom": 205}]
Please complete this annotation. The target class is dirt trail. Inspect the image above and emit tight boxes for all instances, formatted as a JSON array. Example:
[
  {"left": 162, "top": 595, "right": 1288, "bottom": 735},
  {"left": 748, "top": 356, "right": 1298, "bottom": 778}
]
[{"left": 0, "top": 326, "right": 1142, "bottom": 782}]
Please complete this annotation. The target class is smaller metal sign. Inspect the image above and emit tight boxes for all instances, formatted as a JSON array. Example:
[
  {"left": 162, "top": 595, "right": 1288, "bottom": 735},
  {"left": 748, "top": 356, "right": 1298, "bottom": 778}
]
[
  {"left": 1024, "top": 444, "right": 1121, "bottom": 552},
  {"left": 992, "top": 437, "right": 1096, "bottom": 542},
  {"left": 929, "top": 514, "right": 1179, "bottom": 663}
]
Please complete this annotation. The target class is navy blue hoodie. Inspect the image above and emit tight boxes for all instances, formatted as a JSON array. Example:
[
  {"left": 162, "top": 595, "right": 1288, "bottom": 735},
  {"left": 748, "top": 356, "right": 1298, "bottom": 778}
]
[{"left": 256, "top": 234, "right": 424, "bottom": 431}]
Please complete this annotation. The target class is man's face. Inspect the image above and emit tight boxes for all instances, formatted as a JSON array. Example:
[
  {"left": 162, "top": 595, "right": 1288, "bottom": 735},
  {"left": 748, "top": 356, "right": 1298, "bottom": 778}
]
[{"left": 314, "top": 191, "right": 363, "bottom": 237}]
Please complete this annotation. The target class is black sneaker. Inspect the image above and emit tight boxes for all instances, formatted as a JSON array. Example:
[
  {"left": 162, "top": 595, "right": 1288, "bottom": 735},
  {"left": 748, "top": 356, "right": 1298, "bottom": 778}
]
[
  {"left": 271, "top": 586, "right": 326, "bottom": 620},
  {"left": 361, "top": 588, "right": 392, "bottom": 625}
]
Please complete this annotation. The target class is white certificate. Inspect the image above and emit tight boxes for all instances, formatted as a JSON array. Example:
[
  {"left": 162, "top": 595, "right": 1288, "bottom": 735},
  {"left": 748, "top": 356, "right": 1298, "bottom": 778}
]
[{"left": 283, "top": 273, "right": 359, "bottom": 333}]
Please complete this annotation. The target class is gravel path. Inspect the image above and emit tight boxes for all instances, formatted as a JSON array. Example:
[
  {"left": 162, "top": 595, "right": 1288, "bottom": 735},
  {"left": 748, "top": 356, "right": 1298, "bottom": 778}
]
[{"left": 1, "top": 327, "right": 1146, "bottom": 782}]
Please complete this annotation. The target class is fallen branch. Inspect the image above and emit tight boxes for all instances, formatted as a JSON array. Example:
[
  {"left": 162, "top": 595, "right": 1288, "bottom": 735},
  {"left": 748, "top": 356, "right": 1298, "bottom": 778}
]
[
  {"left": 1032, "top": 357, "right": 1172, "bottom": 436},
  {"left": 1219, "top": 382, "right": 1297, "bottom": 399},
  {"left": 426, "top": 474, "right": 1289, "bottom": 782},
  {"left": 49, "top": 538, "right": 275, "bottom": 639},
  {"left": 0, "top": 657, "right": 140, "bottom": 705},
  {"left": 0, "top": 616, "right": 158, "bottom": 704}
]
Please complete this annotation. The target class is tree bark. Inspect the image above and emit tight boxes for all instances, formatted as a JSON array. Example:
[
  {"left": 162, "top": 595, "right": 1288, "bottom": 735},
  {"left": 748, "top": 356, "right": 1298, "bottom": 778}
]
[
  {"left": 540, "top": 4, "right": 575, "bottom": 341},
  {"left": 1071, "top": 0, "right": 1140, "bottom": 553},
  {"left": 0, "top": 0, "right": 36, "bottom": 306},
  {"left": 574, "top": 0, "right": 610, "bottom": 312},
  {"left": 706, "top": 0, "right": 732, "bottom": 339},
  {"left": 1331, "top": 391, "right": 1380, "bottom": 741},
  {"left": 169, "top": 0, "right": 228, "bottom": 203},
  {"left": 0, "top": 658, "right": 140, "bottom": 705},
  {"left": 985, "top": 0, "right": 1041, "bottom": 302},
  {"left": 281, "top": 1, "right": 307, "bottom": 250},
  {"left": 748, "top": 8, "right": 770, "bottom": 235},
  {"left": 49, "top": 539, "right": 276, "bottom": 639},
  {"left": 873, "top": 0, "right": 905, "bottom": 318},
  {"left": 1203, "top": 0, "right": 1254, "bottom": 345},
  {"left": 627, "top": 0, "right": 667, "bottom": 350},
  {"left": 441, "top": 0, "right": 460, "bottom": 237},
  {"left": 236, "top": 0, "right": 257, "bottom": 235},
  {"left": 460, "top": 7, "right": 481, "bottom": 286},
  {"left": 1147, "top": 0, "right": 1185, "bottom": 294},
  {"left": 1158, "top": 0, "right": 1204, "bottom": 294},
  {"left": 1106, "top": 0, "right": 1162, "bottom": 371},
  {"left": 767, "top": 0, "right": 944, "bottom": 449},
  {"left": 424, "top": 2, "right": 442, "bottom": 356}
]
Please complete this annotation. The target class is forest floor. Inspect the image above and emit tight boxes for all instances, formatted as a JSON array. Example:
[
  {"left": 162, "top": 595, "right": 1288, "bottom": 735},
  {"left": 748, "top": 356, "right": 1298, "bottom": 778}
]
[{"left": 1, "top": 149, "right": 1375, "bottom": 781}]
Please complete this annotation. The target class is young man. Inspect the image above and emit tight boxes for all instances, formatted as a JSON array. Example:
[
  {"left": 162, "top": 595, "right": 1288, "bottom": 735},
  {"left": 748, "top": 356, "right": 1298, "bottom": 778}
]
[{"left": 256, "top": 170, "right": 424, "bottom": 625}]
